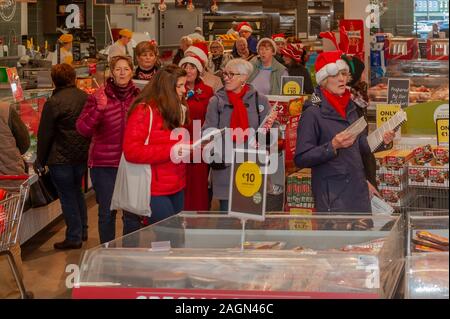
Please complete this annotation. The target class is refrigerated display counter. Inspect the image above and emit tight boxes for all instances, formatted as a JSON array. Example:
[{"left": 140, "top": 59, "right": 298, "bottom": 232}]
[
  {"left": 73, "top": 213, "right": 405, "bottom": 299},
  {"left": 405, "top": 212, "right": 449, "bottom": 299}
]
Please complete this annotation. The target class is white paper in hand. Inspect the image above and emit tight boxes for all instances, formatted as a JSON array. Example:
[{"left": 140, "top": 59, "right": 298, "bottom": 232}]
[{"left": 343, "top": 116, "right": 368, "bottom": 137}]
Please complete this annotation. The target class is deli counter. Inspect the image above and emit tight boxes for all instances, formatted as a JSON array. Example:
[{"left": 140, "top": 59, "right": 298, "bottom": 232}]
[{"left": 73, "top": 213, "right": 405, "bottom": 299}]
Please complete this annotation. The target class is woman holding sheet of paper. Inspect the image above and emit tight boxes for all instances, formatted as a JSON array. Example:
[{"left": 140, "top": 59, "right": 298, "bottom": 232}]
[{"left": 294, "top": 51, "right": 375, "bottom": 213}]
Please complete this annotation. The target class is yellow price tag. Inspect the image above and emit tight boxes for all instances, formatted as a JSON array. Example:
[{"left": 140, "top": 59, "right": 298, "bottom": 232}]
[
  {"left": 436, "top": 118, "right": 449, "bottom": 145},
  {"left": 376, "top": 104, "right": 401, "bottom": 128},
  {"left": 283, "top": 81, "right": 301, "bottom": 95},
  {"left": 288, "top": 209, "right": 313, "bottom": 230},
  {"left": 235, "top": 161, "right": 262, "bottom": 197}
]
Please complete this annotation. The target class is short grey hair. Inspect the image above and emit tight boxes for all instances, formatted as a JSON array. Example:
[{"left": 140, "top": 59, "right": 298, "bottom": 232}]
[{"left": 225, "top": 59, "right": 254, "bottom": 77}]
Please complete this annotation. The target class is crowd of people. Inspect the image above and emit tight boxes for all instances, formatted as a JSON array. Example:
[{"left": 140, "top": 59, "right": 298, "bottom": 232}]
[{"left": 1, "top": 24, "right": 397, "bottom": 256}]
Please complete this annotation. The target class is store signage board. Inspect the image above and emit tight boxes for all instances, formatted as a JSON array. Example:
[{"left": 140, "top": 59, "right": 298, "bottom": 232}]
[
  {"left": 72, "top": 286, "right": 378, "bottom": 299},
  {"left": 281, "top": 76, "right": 304, "bottom": 95},
  {"left": 387, "top": 78, "right": 410, "bottom": 108},
  {"left": 376, "top": 104, "right": 402, "bottom": 128},
  {"left": 228, "top": 149, "right": 268, "bottom": 222},
  {"left": 436, "top": 118, "right": 449, "bottom": 146}
]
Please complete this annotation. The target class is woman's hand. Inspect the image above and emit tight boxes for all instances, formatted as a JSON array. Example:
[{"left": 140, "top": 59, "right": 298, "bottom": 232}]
[
  {"left": 331, "top": 132, "right": 357, "bottom": 150},
  {"left": 367, "top": 180, "right": 381, "bottom": 198},
  {"left": 383, "top": 130, "right": 396, "bottom": 145},
  {"left": 174, "top": 143, "right": 193, "bottom": 160}
]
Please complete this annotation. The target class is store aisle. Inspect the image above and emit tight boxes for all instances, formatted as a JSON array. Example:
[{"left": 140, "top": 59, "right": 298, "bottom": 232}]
[{"left": 20, "top": 194, "right": 124, "bottom": 299}]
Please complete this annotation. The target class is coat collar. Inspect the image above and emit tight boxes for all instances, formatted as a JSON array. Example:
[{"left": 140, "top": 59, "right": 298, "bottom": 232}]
[
  {"left": 217, "top": 84, "right": 258, "bottom": 108},
  {"left": 311, "top": 87, "right": 356, "bottom": 123}
]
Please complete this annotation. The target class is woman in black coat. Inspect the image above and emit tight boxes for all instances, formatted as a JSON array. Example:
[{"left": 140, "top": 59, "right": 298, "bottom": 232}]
[
  {"left": 36, "top": 64, "right": 90, "bottom": 250},
  {"left": 280, "top": 43, "right": 314, "bottom": 94}
]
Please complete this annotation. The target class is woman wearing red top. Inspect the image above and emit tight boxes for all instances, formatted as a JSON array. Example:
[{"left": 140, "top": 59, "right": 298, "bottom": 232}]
[
  {"left": 179, "top": 53, "right": 214, "bottom": 211},
  {"left": 123, "top": 65, "right": 191, "bottom": 231}
]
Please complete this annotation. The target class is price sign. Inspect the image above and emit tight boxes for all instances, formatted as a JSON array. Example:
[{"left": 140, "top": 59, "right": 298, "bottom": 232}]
[
  {"left": 436, "top": 118, "right": 449, "bottom": 146},
  {"left": 387, "top": 78, "right": 410, "bottom": 108},
  {"left": 281, "top": 76, "right": 304, "bottom": 95},
  {"left": 229, "top": 149, "right": 268, "bottom": 221},
  {"left": 376, "top": 104, "right": 401, "bottom": 128}
]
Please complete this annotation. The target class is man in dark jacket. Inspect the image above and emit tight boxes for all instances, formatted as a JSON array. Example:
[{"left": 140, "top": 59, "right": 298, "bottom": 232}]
[
  {"left": 36, "top": 63, "right": 90, "bottom": 250},
  {"left": 0, "top": 101, "right": 31, "bottom": 298}
]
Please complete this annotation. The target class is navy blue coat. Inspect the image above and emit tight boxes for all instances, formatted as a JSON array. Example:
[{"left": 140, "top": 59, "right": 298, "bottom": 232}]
[{"left": 294, "top": 87, "right": 371, "bottom": 213}]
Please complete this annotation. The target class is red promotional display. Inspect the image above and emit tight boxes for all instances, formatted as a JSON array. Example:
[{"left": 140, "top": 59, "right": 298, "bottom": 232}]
[
  {"left": 339, "top": 19, "right": 365, "bottom": 61},
  {"left": 385, "top": 38, "right": 419, "bottom": 60},
  {"left": 72, "top": 286, "right": 378, "bottom": 299}
]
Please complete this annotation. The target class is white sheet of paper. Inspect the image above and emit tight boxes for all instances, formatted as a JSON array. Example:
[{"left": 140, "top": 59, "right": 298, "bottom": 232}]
[{"left": 343, "top": 116, "right": 367, "bottom": 137}]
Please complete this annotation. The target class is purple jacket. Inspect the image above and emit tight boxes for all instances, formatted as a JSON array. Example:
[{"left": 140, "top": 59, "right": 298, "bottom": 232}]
[{"left": 76, "top": 78, "right": 140, "bottom": 168}]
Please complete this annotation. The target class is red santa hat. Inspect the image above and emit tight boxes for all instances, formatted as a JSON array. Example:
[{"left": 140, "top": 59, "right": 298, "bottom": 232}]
[
  {"left": 179, "top": 55, "right": 205, "bottom": 73},
  {"left": 314, "top": 50, "right": 349, "bottom": 84},
  {"left": 280, "top": 43, "right": 304, "bottom": 63},
  {"left": 272, "top": 33, "right": 286, "bottom": 43},
  {"left": 184, "top": 42, "right": 208, "bottom": 64},
  {"left": 237, "top": 22, "right": 253, "bottom": 33}
]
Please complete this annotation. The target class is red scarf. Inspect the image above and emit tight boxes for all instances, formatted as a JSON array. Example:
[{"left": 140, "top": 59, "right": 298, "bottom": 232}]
[
  {"left": 321, "top": 88, "right": 351, "bottom": 119},
  {"left": 227, "top": 84, "right": 250, "bottom": 143}
]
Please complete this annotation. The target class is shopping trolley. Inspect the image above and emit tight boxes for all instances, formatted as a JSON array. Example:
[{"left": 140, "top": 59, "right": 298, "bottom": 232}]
[{"left": 0, "top": 174, "right": 37, "bottom": 299}]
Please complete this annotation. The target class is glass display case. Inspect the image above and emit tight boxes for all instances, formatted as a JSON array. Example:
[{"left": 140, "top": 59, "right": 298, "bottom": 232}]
[
  {"left": 73, "top": 213, "right": 405, "bottom": 299},
  {"left": 405, "top": 212, "right": 449, "bottom": 299},
  {"left": 368, "top": 59, "right": 449, "bottom": 104}
]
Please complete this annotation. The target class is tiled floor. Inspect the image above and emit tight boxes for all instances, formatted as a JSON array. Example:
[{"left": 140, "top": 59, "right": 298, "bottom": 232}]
[{"left": 20, "top": 194, "right": 125, "bottom": 299}]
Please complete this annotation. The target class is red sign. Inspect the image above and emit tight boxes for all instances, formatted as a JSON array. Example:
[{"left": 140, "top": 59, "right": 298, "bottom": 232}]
[
  {"left": 339, "top": 19, "right": 365, "bottom": 61},
  {"left": 72, "top": 287, "right": 378, "bottom": 299}
]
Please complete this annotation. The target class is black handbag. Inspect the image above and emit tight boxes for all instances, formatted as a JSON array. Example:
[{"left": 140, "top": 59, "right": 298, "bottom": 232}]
[{"left": 26, "top": 171, "right": 59, "bottom": 209}]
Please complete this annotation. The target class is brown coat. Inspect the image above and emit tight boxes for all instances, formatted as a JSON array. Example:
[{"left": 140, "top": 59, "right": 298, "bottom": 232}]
[{"left": 0, "top": 102, "right": 29, "bottom": 176}]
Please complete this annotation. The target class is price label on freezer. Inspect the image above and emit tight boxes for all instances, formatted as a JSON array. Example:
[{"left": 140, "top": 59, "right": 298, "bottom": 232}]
[
  {"left": 235, "top": 162, "right": 262, "bottom": 197},
  {"left": 229, "top": 149, "right": 268, "bottom": 221},
  {"left": 436, "top": 118, "right": 449, "bottom": 146}
]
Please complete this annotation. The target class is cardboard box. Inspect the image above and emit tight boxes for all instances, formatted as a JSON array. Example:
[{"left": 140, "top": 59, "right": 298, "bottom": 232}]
[
  {"left": 374, "top": 150, "right": 394, "bottom": 169},
  {"left": 408, "top": 165, "right": 429, "bottom": 187},
  {"left": 381, "top": 189, "right": 406, "bottom": 207},
  {"left": 433, "top": 147, "right": 449, "bottom": 166},
  {"left": 385, "top": 149, "right": 413, "bottom": 167},
  {"left": 412, "top": 144, "right": 434, "bottom": 165},
  {"left": 428, "top": 166, "right": 449, "bottom": 188},
  {"left": 380, "top": 172, "right": 407, "bottom": 191}
]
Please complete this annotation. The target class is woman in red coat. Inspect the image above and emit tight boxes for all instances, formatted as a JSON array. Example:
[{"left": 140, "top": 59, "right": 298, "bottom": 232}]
[
  {"left": 179, "top": 52, "right": 214, "bottom": 211},
  {"left": 123, "top": 65, "right": 191, "bottom": 230}
]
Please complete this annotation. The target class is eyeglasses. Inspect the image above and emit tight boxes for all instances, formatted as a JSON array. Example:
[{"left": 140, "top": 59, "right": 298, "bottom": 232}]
[{"left": 222, "top": 71, "right": 241, "bottom": 79}]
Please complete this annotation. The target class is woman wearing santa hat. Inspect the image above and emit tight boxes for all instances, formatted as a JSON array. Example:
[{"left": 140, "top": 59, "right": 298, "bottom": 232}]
[
  {"left": 272, "top": 33, "right": 287, "bottom": 64},
  {"left": 280, "top": 43, "right": 314, "bottom": 94},
  {"left": 294, "top": 50, "right": 387, "bottom": 213},
  {"left": 232, "top": 22, "right": 258, "bottom": 56},
  {"left": 179, "top": 50, "right": 214, "bottom": 211},
  {"left": 248, "top": 38, "right": 288, "bottom": 96},
  {"left": 184, "top": 42, "right": 223, "bottom": 92}
]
